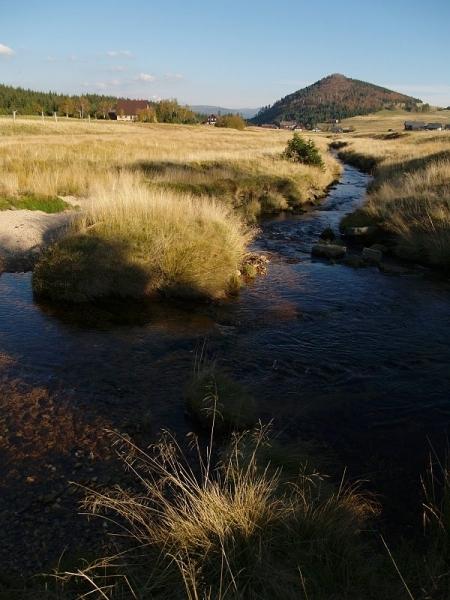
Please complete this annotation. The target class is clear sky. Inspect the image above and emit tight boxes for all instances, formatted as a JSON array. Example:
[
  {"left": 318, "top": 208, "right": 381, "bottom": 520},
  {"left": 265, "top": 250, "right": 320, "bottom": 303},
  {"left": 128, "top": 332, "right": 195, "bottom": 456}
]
[{"left": 1, "top": 0, "right": 450, "bottom": 108}]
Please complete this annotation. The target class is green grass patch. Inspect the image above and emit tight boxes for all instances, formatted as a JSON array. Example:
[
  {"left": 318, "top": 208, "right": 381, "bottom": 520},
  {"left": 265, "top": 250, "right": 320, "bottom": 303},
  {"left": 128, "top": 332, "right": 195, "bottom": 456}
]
[
  {"left": 0, "top": 194, "right": 70, "bottom": 213},
  {"left": 185, "top": 365, "right": 257, "bottom": 432}
]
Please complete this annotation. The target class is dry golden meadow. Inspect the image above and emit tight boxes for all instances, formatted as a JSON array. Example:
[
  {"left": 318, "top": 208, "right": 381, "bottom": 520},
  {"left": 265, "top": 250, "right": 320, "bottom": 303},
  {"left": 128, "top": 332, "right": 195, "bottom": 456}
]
[{"left": 0, "top": 117, "right": 338, "bottom": 199}]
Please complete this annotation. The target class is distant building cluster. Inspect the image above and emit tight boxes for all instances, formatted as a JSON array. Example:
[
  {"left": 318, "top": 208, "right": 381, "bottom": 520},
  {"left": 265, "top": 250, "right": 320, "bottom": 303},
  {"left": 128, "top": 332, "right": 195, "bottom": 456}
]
[
  {"left": 404, "top": 121, "right": 450, "bottom": 131},
  {"left": 260, "top": 121, "right": 305, "bottom": 131},
  {"left": 258, "top": 119, "right": 355, "bottom": 133}
]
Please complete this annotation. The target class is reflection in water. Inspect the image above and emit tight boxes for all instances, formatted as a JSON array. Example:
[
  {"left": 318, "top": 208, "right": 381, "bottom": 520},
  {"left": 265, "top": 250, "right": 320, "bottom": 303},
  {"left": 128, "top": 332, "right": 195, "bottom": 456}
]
[{"left": 1, "top": 163, "right": 450, "bottom": 568}]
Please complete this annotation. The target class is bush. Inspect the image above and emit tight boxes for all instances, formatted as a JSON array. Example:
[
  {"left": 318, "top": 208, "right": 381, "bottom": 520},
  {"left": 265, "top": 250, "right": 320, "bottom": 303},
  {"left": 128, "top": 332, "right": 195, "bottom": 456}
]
[
  {"left": 215, "top": 114, "right": 246, "bottom": 130},
  {"left": 155, "top": 99, "right": 198, "bottom": 124},
  {"left": 136, "top": 106, "right": 157, "bottom": 123},
  {"left": 283, "top": 133, "right": 324, "bottom": 168},
  {"left": 33, "top": 173, "right": 253, "bottom": 302}
]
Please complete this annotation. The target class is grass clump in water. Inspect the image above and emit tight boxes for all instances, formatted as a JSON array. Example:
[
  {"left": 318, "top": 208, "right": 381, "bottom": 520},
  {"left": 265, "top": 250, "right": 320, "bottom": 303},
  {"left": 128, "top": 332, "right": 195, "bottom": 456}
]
[
  {"left": 185, "top": 361, "right": 257, "bottom": 432},
  {"left": 33, "top": 172, "right": 253, "bottom": 302}
]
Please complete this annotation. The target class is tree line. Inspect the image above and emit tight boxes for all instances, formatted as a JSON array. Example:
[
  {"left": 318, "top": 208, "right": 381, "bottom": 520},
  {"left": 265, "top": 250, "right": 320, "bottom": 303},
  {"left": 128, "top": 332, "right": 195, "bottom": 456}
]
[
  {"left": 0, "top": 84, "right": 118, "bottom": 118},
  {"left": 0, "top": 83, "right": 200, "bottom": 124}
]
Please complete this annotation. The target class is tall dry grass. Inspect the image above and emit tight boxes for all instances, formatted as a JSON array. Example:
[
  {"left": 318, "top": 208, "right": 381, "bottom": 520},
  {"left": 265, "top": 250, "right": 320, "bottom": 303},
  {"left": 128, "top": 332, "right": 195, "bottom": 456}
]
[
  {"left": 0, "top": 119, "right": 340, "bottom": 211},
  {"left": 335, "top": 130, "right": 450, "bottom": 268},
  {"left": 64, "top": 425, "right": 379, "bottom": 600},
  {"left": 33, "top": 172, "right": 252, "bottom": 301}
]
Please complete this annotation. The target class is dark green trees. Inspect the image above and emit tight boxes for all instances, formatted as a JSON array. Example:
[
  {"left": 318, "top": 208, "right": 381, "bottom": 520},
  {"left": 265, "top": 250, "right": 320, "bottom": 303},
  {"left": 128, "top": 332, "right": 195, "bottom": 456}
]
[{"left": 283, "top": 134, "right": 324, "bottom": 168}]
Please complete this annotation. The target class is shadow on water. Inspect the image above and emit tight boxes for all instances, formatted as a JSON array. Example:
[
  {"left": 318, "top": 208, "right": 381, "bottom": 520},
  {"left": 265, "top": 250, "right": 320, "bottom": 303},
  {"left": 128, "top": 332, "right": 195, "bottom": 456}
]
[
  {"left": 1, "top": 162, "right": 450, "bottom": 570},
  {"left": 35, "top": 293, "right": 219, "bottom": 331}
]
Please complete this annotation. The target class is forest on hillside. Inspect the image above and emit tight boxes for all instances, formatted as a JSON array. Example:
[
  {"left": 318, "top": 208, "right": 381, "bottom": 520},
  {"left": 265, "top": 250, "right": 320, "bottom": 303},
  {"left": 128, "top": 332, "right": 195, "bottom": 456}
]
[{"left": 252, "top": 74, "right": 422, "bottom": 126}]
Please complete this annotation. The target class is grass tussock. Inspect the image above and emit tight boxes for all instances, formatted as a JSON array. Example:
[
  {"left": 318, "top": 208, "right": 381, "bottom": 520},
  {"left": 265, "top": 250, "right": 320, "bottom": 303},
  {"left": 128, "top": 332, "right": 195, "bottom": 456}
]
[
  {"left": 417, "top": 453, "right": 450, "bottom": 598},
  {"left": 65, "top": 425, "right": 380, "bottom": 600},
  {"left": 33, "top": 172, "right": 253, "bottom": 302},
  {"left": 185, "top": 358, "right": 257, "bottom": 432}
]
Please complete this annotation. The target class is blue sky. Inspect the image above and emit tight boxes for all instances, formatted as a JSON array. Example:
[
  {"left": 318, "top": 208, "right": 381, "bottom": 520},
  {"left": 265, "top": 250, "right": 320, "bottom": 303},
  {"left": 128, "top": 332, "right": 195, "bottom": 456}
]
[{"left": 1, "top": 0, "right": 450, "bottom": 107}]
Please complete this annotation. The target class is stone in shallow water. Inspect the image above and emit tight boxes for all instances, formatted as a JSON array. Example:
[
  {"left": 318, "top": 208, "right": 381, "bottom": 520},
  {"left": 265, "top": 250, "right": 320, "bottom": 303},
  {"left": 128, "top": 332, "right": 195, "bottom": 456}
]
[
  {"left": 312, "top": 243, "right": 347, "bottom": 259},
  {"left": 342, "top": 255, "right": 366, "bottom": 268},
  {"left": 379, "top": 262, "right": 411, "bottom": 275},
  {"left": 343, "top": 225, "right": 377, "bottom": 237},
  {"left": 362, "top": 247, "right": 383, "bottom": 264}
]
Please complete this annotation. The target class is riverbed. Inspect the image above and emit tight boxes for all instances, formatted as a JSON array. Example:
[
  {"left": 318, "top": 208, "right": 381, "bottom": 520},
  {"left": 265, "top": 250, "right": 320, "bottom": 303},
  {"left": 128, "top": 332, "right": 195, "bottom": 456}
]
[{"left": 1, "top": 162, "right": 450, "bottom": 571}]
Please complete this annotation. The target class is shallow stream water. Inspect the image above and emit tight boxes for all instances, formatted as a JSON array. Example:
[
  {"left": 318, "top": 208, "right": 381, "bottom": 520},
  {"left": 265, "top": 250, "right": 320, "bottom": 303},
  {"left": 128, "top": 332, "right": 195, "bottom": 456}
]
[{"left": 1, "top": 163, "right": 450, "bottom": 568}]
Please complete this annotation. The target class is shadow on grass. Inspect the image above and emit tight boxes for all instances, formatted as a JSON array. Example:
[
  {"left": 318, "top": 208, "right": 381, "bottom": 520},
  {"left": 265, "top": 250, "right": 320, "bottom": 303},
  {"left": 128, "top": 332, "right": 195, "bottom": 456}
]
[
  {"left": 377, "top": 149, "right": 450, "bottom": 182},
  {"left": 339, "top": 148, "right": 450, "bottom": 181},
  {"left": 33, "top": 234, "right": 219, "bottom": 304},
  {"left": 132, "top": 159, "right": 305, "bottom": 217}
]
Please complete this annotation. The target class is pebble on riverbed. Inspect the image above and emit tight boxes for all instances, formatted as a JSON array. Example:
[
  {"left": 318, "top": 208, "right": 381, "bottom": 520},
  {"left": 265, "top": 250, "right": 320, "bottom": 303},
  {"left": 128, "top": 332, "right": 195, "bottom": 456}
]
[
  {"left": 311, "top": 243, "right": 347, "bottom": 259},
  {"left": 342, "top": 225, "right": 378, "bottom": 238},
  {"left": 362, "top": 246, "right": 383, "bottom": 265}
]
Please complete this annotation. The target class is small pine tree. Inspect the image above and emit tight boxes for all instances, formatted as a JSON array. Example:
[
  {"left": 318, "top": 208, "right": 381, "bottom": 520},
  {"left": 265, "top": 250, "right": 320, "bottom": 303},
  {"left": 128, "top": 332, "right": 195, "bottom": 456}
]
[{"left": 283, "top": 133, "right": 324, "bottom": 168}]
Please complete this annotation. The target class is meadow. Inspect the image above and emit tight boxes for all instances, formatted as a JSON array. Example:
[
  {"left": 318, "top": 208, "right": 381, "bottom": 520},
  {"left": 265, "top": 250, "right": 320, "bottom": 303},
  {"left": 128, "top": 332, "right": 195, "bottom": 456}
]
[
  {"left": 0, "top": 117, "right": 339, "bottom": 206},
  {"left": 0, "top": 117, "right": 339, "bottom": 299},
  {"left": 331, "top": 109, "right": 450, "bottom": 268}
]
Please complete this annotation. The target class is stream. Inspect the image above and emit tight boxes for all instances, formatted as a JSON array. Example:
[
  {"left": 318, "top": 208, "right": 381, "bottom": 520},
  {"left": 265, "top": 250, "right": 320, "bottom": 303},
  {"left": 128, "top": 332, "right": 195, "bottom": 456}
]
[{"left": 1, "top": 162, "right": 450, "bottom": 570}]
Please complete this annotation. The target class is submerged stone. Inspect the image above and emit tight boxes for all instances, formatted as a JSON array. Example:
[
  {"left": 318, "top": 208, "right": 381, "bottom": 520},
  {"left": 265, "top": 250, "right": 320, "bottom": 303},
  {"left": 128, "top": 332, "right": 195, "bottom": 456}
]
[
  {"left": 312, "top": 243, "right": 347, "bottom": 259},
  {"left": 362, "top": 247, "right": 383, "bottom": 264},
  {"left": 343, "top": 225, "right": 377, "bottom": 237}
]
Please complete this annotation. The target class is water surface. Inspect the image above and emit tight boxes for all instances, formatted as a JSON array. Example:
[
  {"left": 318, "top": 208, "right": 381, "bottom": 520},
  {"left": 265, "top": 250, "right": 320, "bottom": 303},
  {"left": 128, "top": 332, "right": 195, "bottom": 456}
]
[{"left": 1, "top": 163, "right": 450, "bottom": 568}]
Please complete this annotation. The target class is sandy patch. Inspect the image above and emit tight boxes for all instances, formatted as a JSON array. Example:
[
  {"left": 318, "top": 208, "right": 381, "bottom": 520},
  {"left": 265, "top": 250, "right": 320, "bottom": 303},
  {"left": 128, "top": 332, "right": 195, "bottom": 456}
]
[{"left": 0, "top": 209, "right": 75, "bottom": 271}]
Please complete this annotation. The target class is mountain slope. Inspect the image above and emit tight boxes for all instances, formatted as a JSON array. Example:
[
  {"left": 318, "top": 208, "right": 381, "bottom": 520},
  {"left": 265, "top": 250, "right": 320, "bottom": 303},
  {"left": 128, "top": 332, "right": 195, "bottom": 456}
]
[{"left": 252, "top": 74, "right": 421, "bottom": 126}]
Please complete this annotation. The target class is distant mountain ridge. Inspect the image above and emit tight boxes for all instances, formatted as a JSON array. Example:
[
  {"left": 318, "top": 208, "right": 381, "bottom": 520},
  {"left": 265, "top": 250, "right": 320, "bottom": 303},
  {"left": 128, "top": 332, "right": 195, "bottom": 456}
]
[
  {"left": 190, "top": 105, "right": 259, "bottom": 119},
  {"left": 251, "top": 74, "right": 422, "bottom": 126}
]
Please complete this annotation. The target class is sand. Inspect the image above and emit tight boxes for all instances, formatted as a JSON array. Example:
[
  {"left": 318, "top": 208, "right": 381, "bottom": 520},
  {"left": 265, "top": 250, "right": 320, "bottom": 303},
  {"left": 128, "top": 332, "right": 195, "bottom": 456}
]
[{"left": 0, "top": 209, "right": 74, "bottom": 271}]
